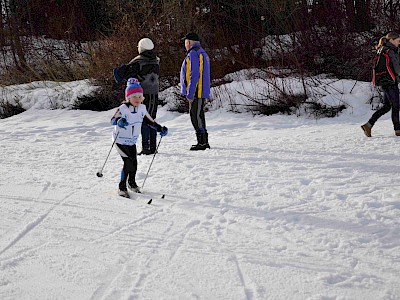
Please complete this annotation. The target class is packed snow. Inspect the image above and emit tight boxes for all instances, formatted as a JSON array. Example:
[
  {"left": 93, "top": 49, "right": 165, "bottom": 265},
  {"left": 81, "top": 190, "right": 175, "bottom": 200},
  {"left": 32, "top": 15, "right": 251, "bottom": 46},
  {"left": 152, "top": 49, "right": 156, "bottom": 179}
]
[{"left": 0, "top": 75, "right": 399, "bottom": 300}]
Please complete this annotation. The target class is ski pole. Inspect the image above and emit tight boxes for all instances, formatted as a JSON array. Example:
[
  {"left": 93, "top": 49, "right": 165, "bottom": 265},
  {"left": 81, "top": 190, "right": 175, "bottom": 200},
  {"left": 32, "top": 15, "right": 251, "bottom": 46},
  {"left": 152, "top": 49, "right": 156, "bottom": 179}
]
[
  {"left": 96, "top": 132, "right": 119, "bottom": 177},
  {"left": 141, "top": 136, "right": 163, "bottom": 189}
]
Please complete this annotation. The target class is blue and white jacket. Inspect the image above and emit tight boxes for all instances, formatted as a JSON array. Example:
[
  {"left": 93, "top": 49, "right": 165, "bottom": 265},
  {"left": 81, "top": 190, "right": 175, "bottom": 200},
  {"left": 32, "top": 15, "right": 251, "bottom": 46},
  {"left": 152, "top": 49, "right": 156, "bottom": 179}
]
[
  {"left": 111, "top": 103, "right": 155, "bottom": 146},
  {"left": 180, "top": 43, "right": 211, "bottom": 99}
]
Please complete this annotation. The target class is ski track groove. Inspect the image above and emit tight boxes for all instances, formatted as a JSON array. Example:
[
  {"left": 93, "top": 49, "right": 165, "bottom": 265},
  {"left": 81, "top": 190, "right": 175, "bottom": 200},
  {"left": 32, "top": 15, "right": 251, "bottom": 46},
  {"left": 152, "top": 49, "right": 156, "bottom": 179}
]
[
  {"left": 21, "top": 181, "right": 51, "bottom": 220},
  {"left": 125, "top": 218, "right": 201, "bottom": 300},
  {"left": 91, "top": 253, "right": 154, "bottom": 300},
  {"left": 0, "top": 194, "right": 128, "bottom": 215},
  {"left": 127, "top": 270, "right": 148, "bottom": 300},
  {"left": 97, "top": 204, "right": 204, "bottom": 300},
  {"left": 0, "top": 190, "right": 76, "bottom": 257},
  {"left": 89, "top": 265, "right": 126, "bottom": 300},
  {"left": 231, "top": 253, "right": 252, "bottom": 300},
  {"left": 89, "top": 199, "right": 175, "bottom": 300},
  {"left": 89, "top": 209, "right": 164, "bottom": 244},
  {"left": 119, "top": 210, "right": 201, "bottom": 299},
  {"left": 212, "top": 210, "right": 254, "bottom": 300},
  {"left": 0, "top": 241, "right": 50, "bottom": 270},
  {"left": 167, "top": 219, "right": 201, "bottom": 262},
  {"left": 0, "top": 181, "right": 51, "bottom": 257}
]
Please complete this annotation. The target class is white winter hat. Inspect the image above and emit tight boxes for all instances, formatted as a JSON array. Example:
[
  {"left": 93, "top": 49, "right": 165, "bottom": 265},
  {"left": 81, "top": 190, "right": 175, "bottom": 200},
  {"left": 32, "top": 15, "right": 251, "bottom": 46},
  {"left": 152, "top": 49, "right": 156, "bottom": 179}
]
[{"left": 138, "top": 38, "right": 154, "bottom": 53}]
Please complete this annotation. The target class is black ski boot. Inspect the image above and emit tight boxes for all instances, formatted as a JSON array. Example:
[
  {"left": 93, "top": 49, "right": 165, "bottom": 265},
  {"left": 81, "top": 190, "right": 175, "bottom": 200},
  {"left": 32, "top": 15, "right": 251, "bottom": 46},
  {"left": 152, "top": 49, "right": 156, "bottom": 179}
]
[
  {"left": 190, "top": 131, "right": 210, "bottom": 151},
  {"left": 204, "top": 131, "right": 210, "bottom": 149},
  {"left": 139, "top": 149, "right": 152, "bottom": 155},
  {"left": 190, "top": 143, "right": 207, "bottom": 150}
]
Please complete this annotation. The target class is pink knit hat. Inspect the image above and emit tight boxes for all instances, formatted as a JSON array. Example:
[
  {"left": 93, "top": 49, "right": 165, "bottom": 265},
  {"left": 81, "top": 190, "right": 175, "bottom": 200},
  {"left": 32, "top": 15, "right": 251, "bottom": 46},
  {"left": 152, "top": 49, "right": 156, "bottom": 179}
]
[{"left": 125, "top": 78, "right": 143, "bottom": 99}]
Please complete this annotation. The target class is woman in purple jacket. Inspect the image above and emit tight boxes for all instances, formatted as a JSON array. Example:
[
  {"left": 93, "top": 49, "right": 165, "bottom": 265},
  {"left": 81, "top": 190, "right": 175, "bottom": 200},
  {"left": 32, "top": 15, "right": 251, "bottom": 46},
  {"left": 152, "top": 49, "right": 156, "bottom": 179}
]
[{"left": 180, "top": 32, "right": 211, "bottom": 150}]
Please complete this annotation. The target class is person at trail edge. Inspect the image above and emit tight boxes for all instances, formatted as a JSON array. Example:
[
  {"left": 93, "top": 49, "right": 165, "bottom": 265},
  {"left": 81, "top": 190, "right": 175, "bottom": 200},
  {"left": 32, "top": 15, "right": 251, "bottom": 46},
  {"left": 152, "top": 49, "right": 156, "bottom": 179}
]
[
  {"left": 111, "top": 78, "right": 168, "bottom": 198},
  {"left": 180, "top": 32, "right": 211, "bottom": 150},
  {"left": 113, "top": 38, "right": 160, "bottom": 155},
  {"left": 362, "top": 32, "right": 400, "bottom": 137}
]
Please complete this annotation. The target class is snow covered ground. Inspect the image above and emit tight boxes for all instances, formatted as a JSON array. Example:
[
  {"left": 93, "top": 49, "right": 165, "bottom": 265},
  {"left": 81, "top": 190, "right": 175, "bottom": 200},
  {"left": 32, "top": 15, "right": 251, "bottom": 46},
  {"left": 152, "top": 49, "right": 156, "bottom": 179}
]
[{"left": 1, "top": 78, "right": 400, "bottom": 299}]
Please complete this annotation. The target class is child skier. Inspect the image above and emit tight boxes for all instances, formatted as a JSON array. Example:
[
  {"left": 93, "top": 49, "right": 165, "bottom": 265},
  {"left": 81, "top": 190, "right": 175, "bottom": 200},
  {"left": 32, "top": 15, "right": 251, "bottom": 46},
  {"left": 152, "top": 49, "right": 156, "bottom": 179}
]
[{"left": 111, "top": 78, "right": 168, "bottom": 198}]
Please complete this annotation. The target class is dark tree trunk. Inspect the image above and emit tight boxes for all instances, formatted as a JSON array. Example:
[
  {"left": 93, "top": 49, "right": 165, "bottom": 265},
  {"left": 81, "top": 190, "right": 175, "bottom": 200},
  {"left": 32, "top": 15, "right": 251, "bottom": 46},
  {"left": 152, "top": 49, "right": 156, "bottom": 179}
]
[
  {"left": 355, "top": 0, "right": 371, "bottom": 31},
  {"left": 0, "top": 0, "right": 5, "bottom": 46},
  {"left": 3, "top": 0, "right": 27, "bottom": 68},
  {"left": 344, "top": 0, "right": 356, "bottom": 30}
]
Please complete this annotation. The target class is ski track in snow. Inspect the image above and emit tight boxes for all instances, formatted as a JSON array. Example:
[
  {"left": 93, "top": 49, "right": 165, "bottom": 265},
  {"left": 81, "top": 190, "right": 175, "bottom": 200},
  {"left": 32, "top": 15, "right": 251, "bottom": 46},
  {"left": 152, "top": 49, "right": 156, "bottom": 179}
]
[
  {"left": 1, "top": 108, "right": 400, "bottom": 299},
  {"left": 0, "top": 179, "right": 75, "bottom": 256}
]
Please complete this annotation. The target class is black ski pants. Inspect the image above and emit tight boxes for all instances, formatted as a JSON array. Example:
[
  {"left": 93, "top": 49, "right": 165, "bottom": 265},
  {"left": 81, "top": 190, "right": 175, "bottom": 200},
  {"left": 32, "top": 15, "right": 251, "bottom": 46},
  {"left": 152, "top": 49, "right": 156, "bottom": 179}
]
[
  {"left": 142, "top": 94, "right": 158, "bottom": 150},
  {"left": 190, "top": 97, "right": 207, "bottom": 134}
]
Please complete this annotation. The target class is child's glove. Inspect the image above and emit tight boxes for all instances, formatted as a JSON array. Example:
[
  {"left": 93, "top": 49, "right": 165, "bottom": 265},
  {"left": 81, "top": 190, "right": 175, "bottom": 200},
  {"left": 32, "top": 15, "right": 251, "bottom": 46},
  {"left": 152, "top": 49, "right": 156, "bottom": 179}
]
[
  {"left": 160, "top": 126, "right": 168, "bottom": 137},
  {"left": 148, "top": 123, "right": 168, "bottom": 136},
  {"left": 117, "top": 118, "right": 129, "bottom": 129}
]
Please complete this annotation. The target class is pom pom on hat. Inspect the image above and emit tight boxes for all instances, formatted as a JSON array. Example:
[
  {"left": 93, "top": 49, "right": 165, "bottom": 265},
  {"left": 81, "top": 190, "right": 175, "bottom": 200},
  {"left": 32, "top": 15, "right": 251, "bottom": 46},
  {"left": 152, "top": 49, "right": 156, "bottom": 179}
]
[
  {"left": 138, "top": 38, "right": 154, "bottom": 53},
  {"left": 125, "top": 78, "right": 143, "bottom": 99}
]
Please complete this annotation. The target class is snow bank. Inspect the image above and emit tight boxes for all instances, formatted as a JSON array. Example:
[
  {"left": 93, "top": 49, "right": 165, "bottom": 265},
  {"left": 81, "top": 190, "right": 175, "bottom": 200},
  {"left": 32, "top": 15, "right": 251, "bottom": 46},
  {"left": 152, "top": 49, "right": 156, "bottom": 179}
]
[{"left": 0, "top": 80, "right": 98, "bottom": 110}]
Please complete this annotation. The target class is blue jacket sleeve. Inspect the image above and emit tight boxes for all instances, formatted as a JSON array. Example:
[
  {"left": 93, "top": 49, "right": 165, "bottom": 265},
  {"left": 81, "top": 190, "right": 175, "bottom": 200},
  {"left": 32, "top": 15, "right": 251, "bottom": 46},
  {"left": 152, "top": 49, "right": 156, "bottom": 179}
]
[
  {"left": 180, "top": 60, "right": 187, "bottom": 96},
  {"left": 187, "top": 52, "right": 200, "bottom": 99}
]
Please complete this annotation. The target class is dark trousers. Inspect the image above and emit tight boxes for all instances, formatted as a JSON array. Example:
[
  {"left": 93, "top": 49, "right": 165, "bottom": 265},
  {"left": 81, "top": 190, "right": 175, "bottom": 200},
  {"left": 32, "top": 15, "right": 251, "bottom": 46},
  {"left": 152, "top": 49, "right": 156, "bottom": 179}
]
[
  {"left": 142, "top": 94, "right": 158, "bottom": 150},
  {"left": 190, "top": 97, "right": 207, "bottom": 133},
  {"left": 116, "top": 144, "right": 137, "bottom": 190},
  {"left": 369, "top": 85, "right": 400, "bottom": 130}
]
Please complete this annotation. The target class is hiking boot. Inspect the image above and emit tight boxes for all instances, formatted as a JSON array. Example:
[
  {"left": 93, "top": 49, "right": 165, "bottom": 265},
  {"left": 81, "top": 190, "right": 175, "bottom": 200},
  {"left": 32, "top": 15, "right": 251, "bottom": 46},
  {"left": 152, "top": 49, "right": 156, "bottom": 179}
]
[
  {"left": 204, "top": 131, "right": 210, "bottom": 149},
  {"left": 139, "top": 149, "right": 152, "bottom": 155},
  {"left": 190, "top": 131, "right": 210, "bottom": 150},
  {"left": 193, "top": 143, "right": 210, "bottom": 149},
  {"left": 118, "top": 189, "right": 129, "bottom": 198},
  {"left": 190, "top": 143, "right": 208, "bottom": 151},
  {"left": 395, "top": 130, "right": 400, "bottom": 136},
  {"left": 128, "top": 182, "right": 142, "bottom": 193},
  {"left": 361, "top": 123, "right": 372, "bottom": 137}
]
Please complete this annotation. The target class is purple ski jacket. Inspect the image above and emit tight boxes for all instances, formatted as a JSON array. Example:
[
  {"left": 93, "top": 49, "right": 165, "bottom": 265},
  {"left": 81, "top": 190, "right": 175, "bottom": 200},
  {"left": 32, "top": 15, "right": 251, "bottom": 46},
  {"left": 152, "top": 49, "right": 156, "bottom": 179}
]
[{"left": 180, "top": 43, "right": 211, "bottom": 99}]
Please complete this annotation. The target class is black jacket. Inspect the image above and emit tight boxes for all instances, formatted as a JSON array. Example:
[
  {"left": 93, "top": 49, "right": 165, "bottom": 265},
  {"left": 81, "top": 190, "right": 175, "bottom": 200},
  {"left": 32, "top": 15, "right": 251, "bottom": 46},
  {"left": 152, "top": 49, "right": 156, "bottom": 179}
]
[
  {"left": 113, "top": 50, "right": 160, "bottom": 94},
  {"left": 127, "top": 50, "right": 160, "bottom": 94}
]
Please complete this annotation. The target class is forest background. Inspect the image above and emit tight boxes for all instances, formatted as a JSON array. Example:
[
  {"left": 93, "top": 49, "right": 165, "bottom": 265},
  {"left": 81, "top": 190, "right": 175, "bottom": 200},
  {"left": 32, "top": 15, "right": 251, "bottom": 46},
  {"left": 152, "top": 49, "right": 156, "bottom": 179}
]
[{"left": 1, "top": 0, "right": 399, "bottom": 115}]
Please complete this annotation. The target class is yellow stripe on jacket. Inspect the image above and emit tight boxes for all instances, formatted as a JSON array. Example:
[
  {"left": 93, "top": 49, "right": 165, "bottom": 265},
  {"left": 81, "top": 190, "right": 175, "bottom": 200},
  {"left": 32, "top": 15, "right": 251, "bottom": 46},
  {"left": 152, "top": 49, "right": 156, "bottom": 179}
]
[
  {"left": 198, "top": 53, "right": 204, "bottom": 98},
  {"left": 186, "top": 57, "right": 190, "bottom": 94}
]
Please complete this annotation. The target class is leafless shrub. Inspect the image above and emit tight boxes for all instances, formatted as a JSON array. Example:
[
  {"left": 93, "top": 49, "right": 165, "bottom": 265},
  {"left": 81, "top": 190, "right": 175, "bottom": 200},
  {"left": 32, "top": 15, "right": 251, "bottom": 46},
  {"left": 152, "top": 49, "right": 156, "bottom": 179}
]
[
  {"left": 1, "top": 37, "right": 94, "bottom": 84},
  {"left": 0, "top": 0, "right": 397, "bottom": 119},
  {"left": 73, "top": 92, "right": 118, "bottom": 111},
  {"left": 210, "top": 68, "right": 350, "bottom": 118},
  {"left": 0, "top": 99, "right": 25, "bottom": 119},
  {"left": 159, "top": 86, "right": 187, "bottom": 113}
]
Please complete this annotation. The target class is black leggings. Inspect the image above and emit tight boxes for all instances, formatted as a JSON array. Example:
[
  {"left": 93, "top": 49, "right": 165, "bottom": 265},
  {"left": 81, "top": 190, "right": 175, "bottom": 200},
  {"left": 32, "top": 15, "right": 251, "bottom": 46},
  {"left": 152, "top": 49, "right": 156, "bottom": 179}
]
[{"left": 115, "top": 144, "right": 137, "bottom": 189}]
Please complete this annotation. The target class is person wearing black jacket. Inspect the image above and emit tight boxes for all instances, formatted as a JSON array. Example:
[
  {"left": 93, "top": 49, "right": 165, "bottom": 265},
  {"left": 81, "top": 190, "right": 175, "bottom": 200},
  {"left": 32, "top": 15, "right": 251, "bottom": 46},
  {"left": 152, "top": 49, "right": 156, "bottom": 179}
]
[
  {"left": 362, "top": 32, "right": 400, "bottom": 137},
  {"left": 113, "top": 38, "right": 160, "bottom": 154}
]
